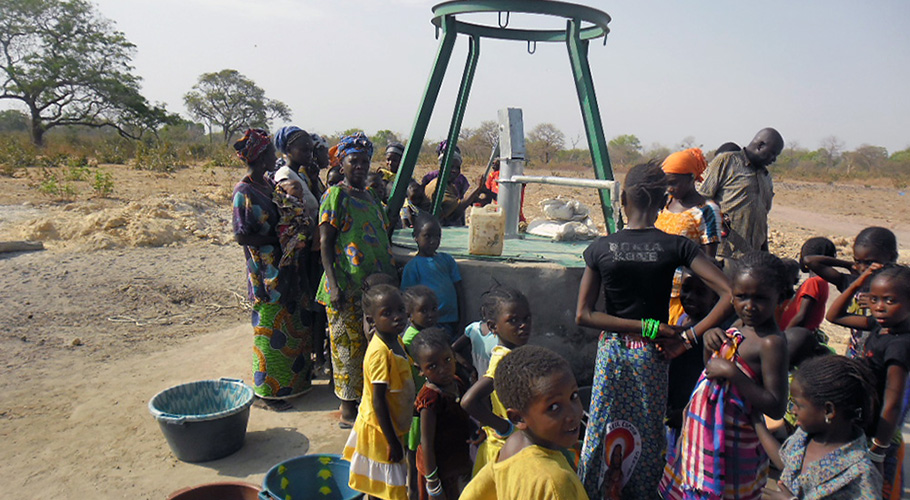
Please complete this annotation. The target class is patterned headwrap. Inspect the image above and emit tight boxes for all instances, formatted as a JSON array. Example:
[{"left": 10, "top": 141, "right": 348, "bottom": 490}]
[
  {"left": 335, "top": 132, "right": 373, "bottom": 161},
  {"left": 386, "top": 142, "right": 404, "bottom": 156},
  {"left": 311, "top": 133, "right": 329, "bottom": 152},
  {"left": 274, "top": 126, "right": 307, "bottom": 155},
  {"left": 662, "top": 147, "right": 708, "bottom": 182},
  {"left": 233, "top": 128, "right": 271, "bottom": 163},
  {"left": 328, "top": 144, "right": 341, "bottom": 168},
  {"left": 435, "top": 139, "right": 462, "bottom": 163}
]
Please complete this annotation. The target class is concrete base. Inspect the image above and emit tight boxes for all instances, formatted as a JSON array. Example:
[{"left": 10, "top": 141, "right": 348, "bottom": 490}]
[{"left": 393, "top": 227, "right": 600, "bottom": 385}]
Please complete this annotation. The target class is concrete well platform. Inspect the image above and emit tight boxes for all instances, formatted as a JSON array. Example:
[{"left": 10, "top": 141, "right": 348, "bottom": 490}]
[{"left": 393, "top": 227, "right": 600, "bottom": 385}]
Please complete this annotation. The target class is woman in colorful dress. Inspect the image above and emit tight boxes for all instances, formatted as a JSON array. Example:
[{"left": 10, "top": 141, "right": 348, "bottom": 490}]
[
  {"left": 317, "top": 132, "right": 397, "bottom": 427},
  {"left": 232, "top": 128, "right": 314, "bottom": 411},
  {"left": 575, "top": 161, "right": 732, "bottom": 499}
]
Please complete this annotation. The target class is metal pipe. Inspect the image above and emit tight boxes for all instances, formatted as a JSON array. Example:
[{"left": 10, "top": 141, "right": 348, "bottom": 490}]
[
  {"left": 500, "top": 175, "right": 617, "bottom": 189},
  {"left": 497, "top": 108, "right": 525, "bottom": 238}
]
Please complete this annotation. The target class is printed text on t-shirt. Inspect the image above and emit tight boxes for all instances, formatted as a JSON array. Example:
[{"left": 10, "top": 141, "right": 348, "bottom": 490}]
[{"left": 609, "top": 242, "right": 663, "bottom": 262}]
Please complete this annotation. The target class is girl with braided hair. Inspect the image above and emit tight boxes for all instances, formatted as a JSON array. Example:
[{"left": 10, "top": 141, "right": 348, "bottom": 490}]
[
  {"left": 755, "top": 355, "right": 882, "bottom": 499},
  {"left": 828, "top": 263, "right": 910, "bottom": 499},
  {"left": 661, "top": 251, "right": 792, "bottom": 499},
  {"left": 576, "top": 161, "right": 733, "bottom": 499}
]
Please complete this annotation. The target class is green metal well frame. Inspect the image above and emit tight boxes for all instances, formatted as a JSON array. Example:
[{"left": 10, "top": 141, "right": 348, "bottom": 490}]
[{"left": 387, "top": 0, "right": 619, "bottom": 233}]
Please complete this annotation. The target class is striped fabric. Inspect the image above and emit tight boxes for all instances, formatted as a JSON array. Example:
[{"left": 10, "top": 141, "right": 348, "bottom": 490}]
[{"left": 660, "top": 330, "right": 768, "bottom": 500}]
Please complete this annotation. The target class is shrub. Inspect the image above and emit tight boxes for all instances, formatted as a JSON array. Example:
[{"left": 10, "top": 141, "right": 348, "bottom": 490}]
[
  {"left": 62, "top": 165, "right": 91, "bottom": 181},
  {"left": 134, "top": 140, "right": 183, "bottom": 172},
  {"left": 30, "top": 168, "right": 77, "bottom": 200},
  {"left": 0, "top": 138, "right": 37, "bottom": 175},
  {"left": 91, "top": 169, "right": 114, "bottom": 197}
]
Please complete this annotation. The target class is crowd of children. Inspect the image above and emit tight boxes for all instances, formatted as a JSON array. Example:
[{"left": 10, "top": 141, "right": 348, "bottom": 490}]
[{"left": 234, "top": 129, "right": 908, "bottom": 500}]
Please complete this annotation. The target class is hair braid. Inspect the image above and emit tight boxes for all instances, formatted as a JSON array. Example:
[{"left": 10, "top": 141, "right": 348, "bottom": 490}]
[
  {"left": 622, "top": 160, "right": 668, "bottom": 212},
  {"left": 479, "top": 285, "right": 528, "bottom": 323},
  {"left": 731, "top": 251, "right": 794, "bottom": 301},
  {"left": 795, "top": 355, "right": 877, "bottom": 430}
]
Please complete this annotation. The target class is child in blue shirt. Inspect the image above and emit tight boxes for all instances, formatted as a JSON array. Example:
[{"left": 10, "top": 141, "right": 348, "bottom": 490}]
[{"left": 401, "top": 213, "right": 465, "bottom": 342}]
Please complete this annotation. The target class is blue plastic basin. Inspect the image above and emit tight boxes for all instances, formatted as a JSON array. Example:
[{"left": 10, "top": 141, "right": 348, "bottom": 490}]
[
  {"left": 149, "top": 378, "right": 254, "bottom": 462},
  {"left": 260, "top": 454, "right": 362, "bottom": 500}
]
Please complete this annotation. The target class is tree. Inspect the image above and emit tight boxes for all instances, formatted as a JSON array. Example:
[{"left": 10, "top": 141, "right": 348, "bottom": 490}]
[
  {"left": 607, "top": 134, "right": 643, "bottom": 168},
  {"left": 371, "top": 129, "right": 399, "bottom": 159},
  {"left": 842, "top": 144, "right": 888, "bottom": 175},
  {"left": 0, "top": 109, "right": 28, "bottom": 132},
  {"left": 819, "top": 135, "right": 844, "bottom": 168},
  {"left": 527, "top": 123, "right": 565, "bottom": 164},
  {"left": 183, "top": 69, "right": 291, "bottom": 144},
  {"left": 0, "top": 0, "right": 173, "bottom": 146}
]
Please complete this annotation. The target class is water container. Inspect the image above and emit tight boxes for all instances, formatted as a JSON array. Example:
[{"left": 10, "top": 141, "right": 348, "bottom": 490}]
[{"left": 468, "top": 205, "right": 505, "bottom": 256}]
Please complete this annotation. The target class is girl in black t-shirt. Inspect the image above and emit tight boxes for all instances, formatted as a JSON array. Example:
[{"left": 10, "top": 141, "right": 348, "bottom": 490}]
[
  {"left": 575, "top": 161, "right": 733, "bottom": 499},
  {"left": 827, "top": 264, "right": 910, "bottom": 500}
]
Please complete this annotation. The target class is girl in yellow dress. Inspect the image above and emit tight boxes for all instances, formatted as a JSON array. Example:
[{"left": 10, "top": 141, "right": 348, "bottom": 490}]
[
  {"left": 461, "top": 287, "right": 533, "bottom": 476},
  {"left": 342, "top": 285, "right": 416, "bottom": 500}
]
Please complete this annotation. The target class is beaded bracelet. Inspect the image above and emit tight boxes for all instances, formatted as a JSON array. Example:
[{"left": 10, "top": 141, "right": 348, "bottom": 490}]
[{"left": 641, "top": 318, "right": 660, "bottom": 340}]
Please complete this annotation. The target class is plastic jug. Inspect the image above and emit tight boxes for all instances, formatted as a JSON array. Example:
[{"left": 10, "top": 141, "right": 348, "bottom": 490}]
[{"left": 468, "top": 205, "right": 505, "bottom": 256}]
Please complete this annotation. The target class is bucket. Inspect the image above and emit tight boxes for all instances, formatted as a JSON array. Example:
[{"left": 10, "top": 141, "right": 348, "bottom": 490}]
[
  {"left": 260, "top": 454, "right": 363, "bottom": 500},
  {"left": 168, "top": 481, "right": 261, "bottom": 500},
  {"left": 468, "top": 204, "right": 505, "bottom": 256},
  {"left": 149, "top": 378, "right": 254, "bottom": 462}
]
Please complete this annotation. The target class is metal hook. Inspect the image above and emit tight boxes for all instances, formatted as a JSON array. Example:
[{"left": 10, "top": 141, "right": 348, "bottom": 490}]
[
  {"left": 498, "top": 11, "right": 510, "bottom": 28},
  {"left": 527, "top": 40, "right": 537, "bottom": 55}
]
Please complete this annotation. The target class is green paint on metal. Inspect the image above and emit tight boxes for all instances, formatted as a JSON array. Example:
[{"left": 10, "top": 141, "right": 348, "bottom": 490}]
[
  {"left": 431, "top": 0, "right": 610, "bottom": 43},
  {"left": 388, "top": 0, "right": 618, "bottom": 233},
  {"left": 387, "top": 15, "right": 457, "bottom": 223},
  {"left": 433, "top": 35, "right": 481, "bottom": 217},
  {"left": 393, "top": 227, "right": 590, "bottom": 268},
  {"left": 566, "top": 18, "right": 618, "bottom": 233}
]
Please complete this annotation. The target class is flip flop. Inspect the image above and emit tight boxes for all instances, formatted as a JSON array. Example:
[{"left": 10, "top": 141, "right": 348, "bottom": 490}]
[
  {"left": 253, "top": 397, "right": 293, "bottom": 412},
  {"left": 338, "top": 419, "right": 354, "bottom": 429}
]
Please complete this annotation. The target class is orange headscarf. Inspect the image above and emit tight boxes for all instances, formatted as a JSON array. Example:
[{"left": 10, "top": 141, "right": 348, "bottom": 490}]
[
  {"left": 662, "top": 148, "right": 707, "bottom": 182},
  {"left": 328, "top": 144, "right": 341, "bottom": 168}
]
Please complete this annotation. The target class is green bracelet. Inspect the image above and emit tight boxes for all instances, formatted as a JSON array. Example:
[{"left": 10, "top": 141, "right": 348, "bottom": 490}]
[{"left": 641, "top": 318, "right": 660, "bottom": 339}]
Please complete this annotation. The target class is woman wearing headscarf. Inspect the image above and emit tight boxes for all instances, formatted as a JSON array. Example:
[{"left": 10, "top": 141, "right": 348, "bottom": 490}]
[
  {"left": 232, "top": 129, "right": 314, "bottom": 411},
  {"left": 654, "top": 147, "right": 725, "bottom": 446},
  {"left": 317, "top": 132, "right": 396, "bottom": 427},
  {"left": 379, "top": 141, "right": 405, "bottom": 182},
  {"left": 421, "top": 140, "right": 490, "bottom": 226},
  {"left": 274, "top": 126, "right": 333, "bottom": 374},
  {"left": 656, "top": 148, "right": 723, "bottom": 322}
]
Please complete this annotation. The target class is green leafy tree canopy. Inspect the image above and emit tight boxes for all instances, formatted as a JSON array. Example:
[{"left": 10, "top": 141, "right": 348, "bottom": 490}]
[
  {"left": 0, "top": 0, "right": 173, "bottom": 146},
  {"left": 183, "top": 69, "right": 291, "bottom": 144}
]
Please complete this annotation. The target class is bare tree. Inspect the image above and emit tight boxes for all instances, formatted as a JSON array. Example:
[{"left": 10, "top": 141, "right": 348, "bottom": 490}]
[
  {"left": 527, "top": 123, "right": 566, "bottom": 164},
  {"left": 819, "top": 135, "right": 845, "bottom": 168}
]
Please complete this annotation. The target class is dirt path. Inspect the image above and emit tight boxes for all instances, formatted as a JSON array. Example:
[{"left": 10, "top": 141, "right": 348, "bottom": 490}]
[{"left": 0, "top": 164, "right": 908, "bottom": 497}]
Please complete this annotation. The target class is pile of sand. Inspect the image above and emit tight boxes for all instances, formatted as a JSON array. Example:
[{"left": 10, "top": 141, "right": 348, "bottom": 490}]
[{"left": 14, "top": 193, "right": 233, "bottom": 250}]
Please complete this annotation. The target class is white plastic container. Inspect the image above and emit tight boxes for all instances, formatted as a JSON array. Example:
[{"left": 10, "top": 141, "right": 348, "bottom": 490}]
[{"left": 468, "top": 205, "right": 505, "bottom": 256}]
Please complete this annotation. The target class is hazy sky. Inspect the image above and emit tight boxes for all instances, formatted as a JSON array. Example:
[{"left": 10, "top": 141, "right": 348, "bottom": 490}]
[{"left": 46, "top": 1, "right": 910, "bottom": 152}]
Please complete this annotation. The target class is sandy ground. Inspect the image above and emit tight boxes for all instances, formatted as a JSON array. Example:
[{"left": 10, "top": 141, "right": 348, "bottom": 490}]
[{"left": 0, "top": 162, "right": 908, "bottom": 498}]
